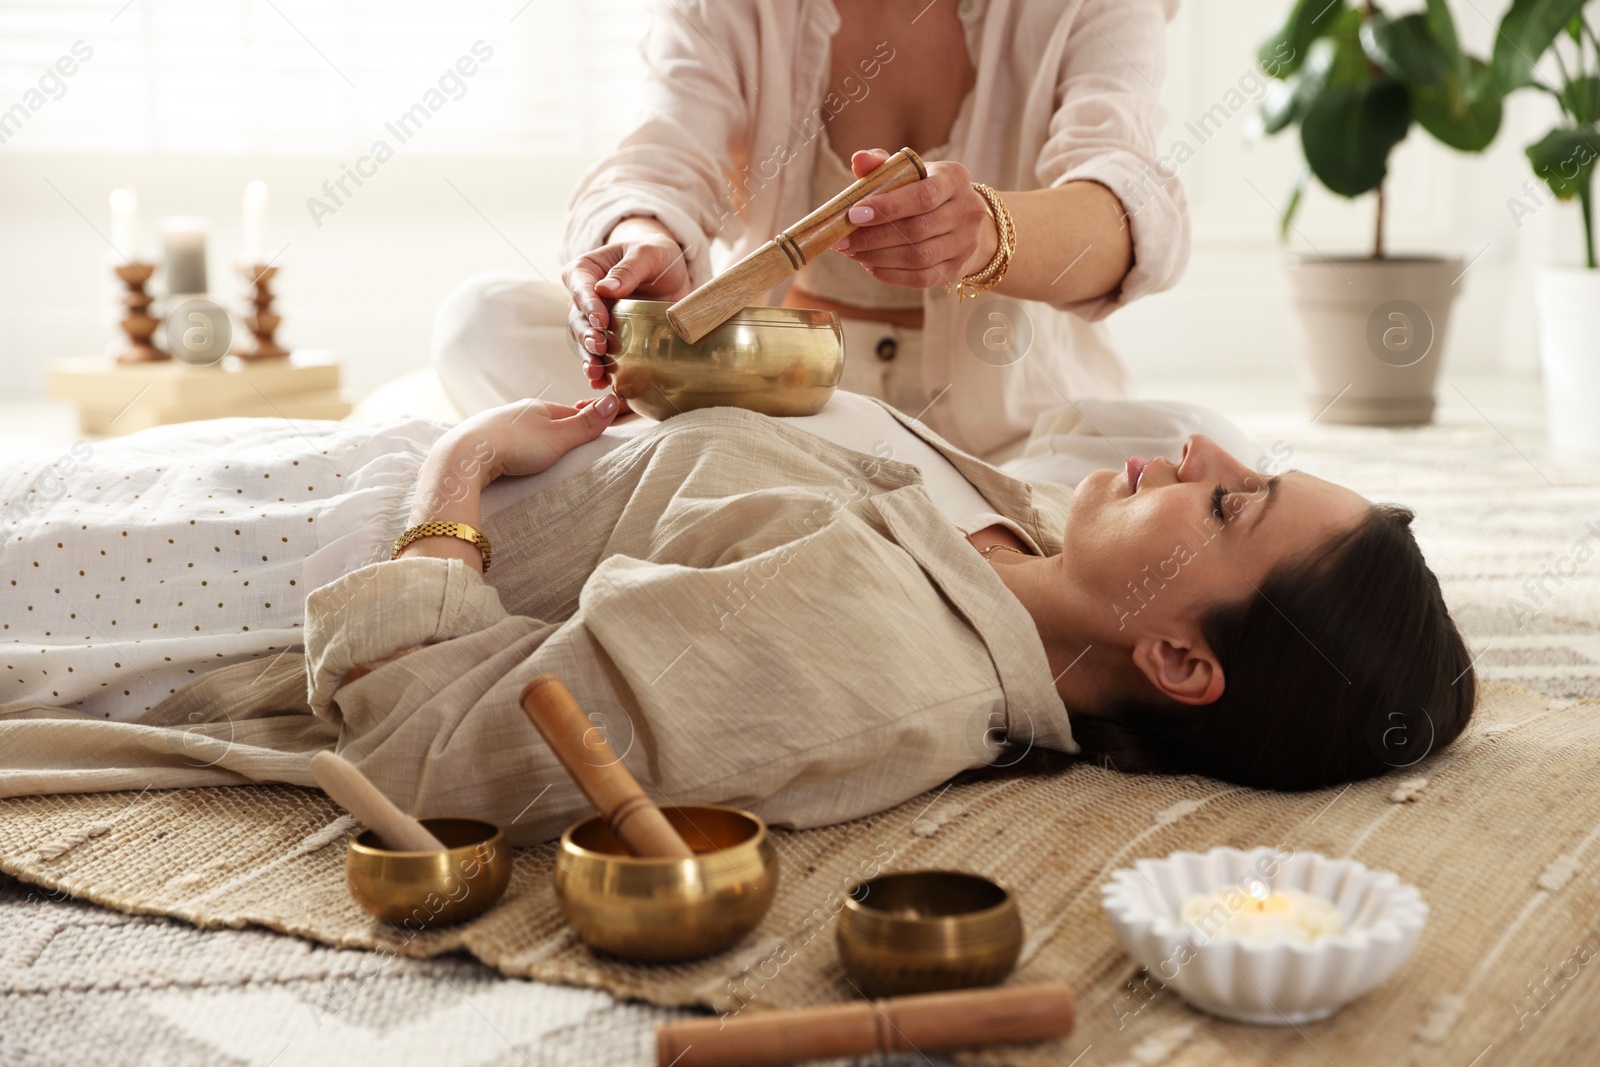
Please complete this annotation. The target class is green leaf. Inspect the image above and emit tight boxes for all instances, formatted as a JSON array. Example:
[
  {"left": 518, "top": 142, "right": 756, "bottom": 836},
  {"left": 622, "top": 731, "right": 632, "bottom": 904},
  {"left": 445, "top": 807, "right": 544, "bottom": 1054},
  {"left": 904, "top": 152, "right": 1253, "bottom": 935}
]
[
  {"left": 1260, "top": 77, "right": 1301, "bottom": 135},
  {"left": 1301, "top": 79, "right": 1413, "bottom": 197},
  {"left": 1260, "top": 39, "right": 1330, "bottom": 133},
  {"left": 1259, "top": 0, "right": 1348, "bottom": 78},
  {"left": 1562, "top": 75, "right": 1600, "bottom": 123},
  {"left": 1415, "top": 56, "right": 1504, "bottom": 151},
  {"left": 1257, "top": 17, "right": 1368, "bottom": 138},
  {"left": 1424, "top": 0, "right": 1465, "bottom": 80},
  {"left": 1325, "top": 6, "right": 1372, "bottom": 87},
  {"left": 1525, "top": 126, "right": 1600, "bottom": 200},
  {"left": 1362, "top": 13, "right": 1450, "bottom": 86},
  {"left": 1494, "top": 0, "right": 1589, "bottom": 91}
]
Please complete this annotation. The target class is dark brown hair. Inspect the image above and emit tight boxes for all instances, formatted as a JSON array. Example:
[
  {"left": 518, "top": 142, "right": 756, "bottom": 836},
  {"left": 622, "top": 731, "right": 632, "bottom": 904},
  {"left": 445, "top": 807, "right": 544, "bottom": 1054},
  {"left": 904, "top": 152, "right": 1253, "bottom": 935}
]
[{"left": 1071, "top": 504, "right": 1476, "bottom": 790}]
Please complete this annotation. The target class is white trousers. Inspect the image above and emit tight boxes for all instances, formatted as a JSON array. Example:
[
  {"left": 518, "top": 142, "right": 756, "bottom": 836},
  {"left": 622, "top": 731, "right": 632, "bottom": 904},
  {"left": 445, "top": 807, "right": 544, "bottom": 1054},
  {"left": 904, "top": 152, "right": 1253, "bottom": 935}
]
[{"left": 430, "top": 273, "right": 595, "bottom": 415}]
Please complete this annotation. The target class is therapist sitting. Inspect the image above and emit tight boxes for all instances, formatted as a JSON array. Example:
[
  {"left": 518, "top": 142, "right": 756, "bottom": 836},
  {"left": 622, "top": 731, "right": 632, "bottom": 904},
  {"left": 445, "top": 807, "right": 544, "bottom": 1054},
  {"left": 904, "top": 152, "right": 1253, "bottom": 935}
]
[{"left": 432, "top": 0, "right": 1189, "bottom": 464}]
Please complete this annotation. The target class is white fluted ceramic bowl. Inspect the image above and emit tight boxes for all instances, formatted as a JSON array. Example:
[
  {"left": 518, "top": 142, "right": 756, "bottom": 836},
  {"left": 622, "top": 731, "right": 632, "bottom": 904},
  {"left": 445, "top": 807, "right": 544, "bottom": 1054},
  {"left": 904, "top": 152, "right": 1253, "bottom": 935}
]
[{"left": 1101, "top": 847, "right": 1427, "bottom": 1024}]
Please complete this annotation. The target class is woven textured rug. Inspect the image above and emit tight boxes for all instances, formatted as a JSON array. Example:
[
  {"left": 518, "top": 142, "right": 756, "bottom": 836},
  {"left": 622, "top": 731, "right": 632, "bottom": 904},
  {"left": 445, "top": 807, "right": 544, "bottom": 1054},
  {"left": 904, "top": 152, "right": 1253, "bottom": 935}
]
[
  {"left": 4, "top": 679, "right": 1599, "bottom": 1067},
  {"left": 5, "top": 408, "right": 1600, "bottom": 1067}
]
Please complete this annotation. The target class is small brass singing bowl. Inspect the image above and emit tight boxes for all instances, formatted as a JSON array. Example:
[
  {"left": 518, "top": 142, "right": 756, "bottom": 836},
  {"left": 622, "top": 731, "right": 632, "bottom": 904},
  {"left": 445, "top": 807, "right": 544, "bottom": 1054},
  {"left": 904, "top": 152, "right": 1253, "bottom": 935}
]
[
  {"left": 553, "top": 804, "right": 779, "bottom": 962},
  {"left": 605, "top": 299, "right": 844, "bottom": 421},
  {"left": 345, "top": 818, "right": 511, "bottom": 927},
  {"left": 836, "top": 870, "right": 1024, "bottom": 997}
]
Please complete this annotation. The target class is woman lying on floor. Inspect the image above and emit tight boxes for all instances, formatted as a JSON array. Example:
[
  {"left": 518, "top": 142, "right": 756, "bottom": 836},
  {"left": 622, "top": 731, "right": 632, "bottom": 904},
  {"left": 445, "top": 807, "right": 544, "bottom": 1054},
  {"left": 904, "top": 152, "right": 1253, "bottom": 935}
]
[{"left": 0, "top": 391, "right": 1475, "bottom": 844}]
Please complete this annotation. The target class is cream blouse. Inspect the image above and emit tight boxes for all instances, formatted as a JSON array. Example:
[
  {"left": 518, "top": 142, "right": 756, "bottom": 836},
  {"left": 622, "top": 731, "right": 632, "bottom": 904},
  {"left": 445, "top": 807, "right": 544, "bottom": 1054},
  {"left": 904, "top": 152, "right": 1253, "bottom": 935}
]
[{"left": 562, "top": 0, "right": 1190, "bottom": 462}]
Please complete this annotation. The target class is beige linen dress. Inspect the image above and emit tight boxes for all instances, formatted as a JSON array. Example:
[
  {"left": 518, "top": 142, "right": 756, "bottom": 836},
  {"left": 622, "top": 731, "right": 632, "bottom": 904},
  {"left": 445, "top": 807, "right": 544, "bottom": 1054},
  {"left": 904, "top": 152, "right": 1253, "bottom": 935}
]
[{"left": 0, "top": 399, "right": 1080, "bottom": 845}]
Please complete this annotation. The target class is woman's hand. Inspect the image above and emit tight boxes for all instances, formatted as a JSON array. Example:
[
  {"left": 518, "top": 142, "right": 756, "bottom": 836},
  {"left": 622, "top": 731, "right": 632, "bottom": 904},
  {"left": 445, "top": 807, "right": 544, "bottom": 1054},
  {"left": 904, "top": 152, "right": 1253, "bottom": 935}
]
[
  {"left": 455, "top": 394, "right": 622, "bottom": 486},
  {"left": 412, "top": 395, "right": 619, "bottom": 518},
  {"left": 347, "top": 395, "right": 620, "bottom": 683},
  {"left": 561, "top": 216, "right": 691, "bottom": 391},
  {"left": 831, "top": 149, "right": 998, "bottom": 290}
]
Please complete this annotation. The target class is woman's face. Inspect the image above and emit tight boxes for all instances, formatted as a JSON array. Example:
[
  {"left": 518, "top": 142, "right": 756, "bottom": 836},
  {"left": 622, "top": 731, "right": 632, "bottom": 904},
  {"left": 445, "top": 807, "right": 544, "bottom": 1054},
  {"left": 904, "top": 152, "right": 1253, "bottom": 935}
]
[{"left": 1062, "top": 435, "right": 1370, "bottom": 698}]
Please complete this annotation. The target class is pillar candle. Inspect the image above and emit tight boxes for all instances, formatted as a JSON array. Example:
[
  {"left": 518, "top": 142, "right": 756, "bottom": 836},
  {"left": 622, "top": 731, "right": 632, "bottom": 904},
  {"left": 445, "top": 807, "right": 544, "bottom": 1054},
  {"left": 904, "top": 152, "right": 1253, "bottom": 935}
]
[
  {"left": 163, "top": 217, "right": 209, "bottom": 296},
  {"left": 110, "top": 189, "right": 138, "bottom": 259},
  {"left": 241, "top": 180, "right": 267, "bottom": 264}
]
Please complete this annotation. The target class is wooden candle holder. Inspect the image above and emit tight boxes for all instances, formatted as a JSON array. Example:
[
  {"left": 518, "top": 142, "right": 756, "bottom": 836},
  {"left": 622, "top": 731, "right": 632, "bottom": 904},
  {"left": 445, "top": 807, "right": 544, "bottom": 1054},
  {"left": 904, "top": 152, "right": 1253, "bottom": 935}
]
[
  {"left": 235, "top": 263, "right": 290, "bottom": 360},
  {"left": 114, "top": 262, "right": 168, "bottom": 363}
]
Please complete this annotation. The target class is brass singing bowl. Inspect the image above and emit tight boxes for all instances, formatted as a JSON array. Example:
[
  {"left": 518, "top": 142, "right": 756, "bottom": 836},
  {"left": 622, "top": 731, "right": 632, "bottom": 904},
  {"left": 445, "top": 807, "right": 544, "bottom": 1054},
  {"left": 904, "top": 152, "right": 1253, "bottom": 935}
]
[
  {"left": 605, "top": 299, "right": 844, "bottom": 421},
  {"left": 345, "top": 818, "right": 511, "bottom": 927},
  {"left": 836, "top": 869, "right": 1024, "bottom": 997},
  {"left": 552, "top": 804, "right": 779, "bottom": 962}
]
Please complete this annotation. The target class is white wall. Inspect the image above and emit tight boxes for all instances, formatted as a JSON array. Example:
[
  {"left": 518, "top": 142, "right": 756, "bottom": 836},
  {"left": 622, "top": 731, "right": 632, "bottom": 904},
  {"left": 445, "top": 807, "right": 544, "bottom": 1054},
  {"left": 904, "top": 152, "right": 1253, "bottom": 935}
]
[{"left": 0, "top": 0, "right": 1582, "bottom": 403}]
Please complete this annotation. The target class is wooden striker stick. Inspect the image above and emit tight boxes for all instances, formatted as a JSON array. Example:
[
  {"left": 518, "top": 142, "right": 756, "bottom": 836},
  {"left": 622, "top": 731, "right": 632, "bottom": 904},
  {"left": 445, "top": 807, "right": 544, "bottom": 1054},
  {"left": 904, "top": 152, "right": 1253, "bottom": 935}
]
[
  {"left": 665, "top": 147, "right": 928, "bottom": 344},
  {"left": 518, "top": 674, "right": 695, "bottom": 859},
  {"left": 309, "top": 750, "right": 447, "bottom": 852},
  {"left": 655, "top": 983, "right": 1075, "bottom": 1067}
]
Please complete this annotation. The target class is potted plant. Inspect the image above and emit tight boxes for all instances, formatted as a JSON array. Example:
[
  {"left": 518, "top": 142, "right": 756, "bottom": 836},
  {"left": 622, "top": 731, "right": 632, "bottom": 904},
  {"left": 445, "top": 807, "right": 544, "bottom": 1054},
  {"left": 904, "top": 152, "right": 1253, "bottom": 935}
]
[
  {"left": 1257, "top": 0, "right": 1502, "bottom": 424},
  {"left": 1493, "top": 0, "right": 1600, "bottom": 455}
]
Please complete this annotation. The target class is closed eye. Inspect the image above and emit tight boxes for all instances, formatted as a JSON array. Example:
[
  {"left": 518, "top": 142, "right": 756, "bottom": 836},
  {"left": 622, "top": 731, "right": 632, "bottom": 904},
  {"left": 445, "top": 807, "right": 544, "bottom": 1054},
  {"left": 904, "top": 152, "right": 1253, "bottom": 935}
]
[
  {"left": 1213, "top": 474, "right": 1283, "bottom": 528},
  {"left": 1211, "top": 484, "right": 1230, "bottom": 522}
]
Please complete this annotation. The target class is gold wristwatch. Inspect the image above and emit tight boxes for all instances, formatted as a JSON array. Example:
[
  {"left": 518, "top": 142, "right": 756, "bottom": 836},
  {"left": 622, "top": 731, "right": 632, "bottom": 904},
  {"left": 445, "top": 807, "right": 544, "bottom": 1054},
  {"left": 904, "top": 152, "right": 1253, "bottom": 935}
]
[{"left": 391, "top": 521, "right": 492, "bottom": 572}]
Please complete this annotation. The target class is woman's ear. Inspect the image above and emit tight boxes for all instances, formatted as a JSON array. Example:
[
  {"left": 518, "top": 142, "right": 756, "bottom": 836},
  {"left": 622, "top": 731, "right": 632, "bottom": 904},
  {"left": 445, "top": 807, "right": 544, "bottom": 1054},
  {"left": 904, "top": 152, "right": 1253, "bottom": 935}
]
[{"left": 1131, "top": 636, "right": 1224, "bottom": 706}]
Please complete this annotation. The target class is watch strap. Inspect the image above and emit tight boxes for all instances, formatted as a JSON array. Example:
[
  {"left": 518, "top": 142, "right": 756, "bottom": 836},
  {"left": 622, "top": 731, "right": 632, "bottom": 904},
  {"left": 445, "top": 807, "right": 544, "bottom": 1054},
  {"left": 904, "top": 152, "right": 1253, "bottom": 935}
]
[{"left": 391, "top": 520, "right": 492, "bottom": 572}]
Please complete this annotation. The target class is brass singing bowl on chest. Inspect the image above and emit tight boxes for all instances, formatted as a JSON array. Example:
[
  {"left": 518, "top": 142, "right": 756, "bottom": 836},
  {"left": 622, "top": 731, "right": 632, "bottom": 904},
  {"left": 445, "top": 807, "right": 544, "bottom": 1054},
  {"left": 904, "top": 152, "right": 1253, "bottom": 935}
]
[{"left": 604, "top": 299, "right": 844, "bottom": 421}]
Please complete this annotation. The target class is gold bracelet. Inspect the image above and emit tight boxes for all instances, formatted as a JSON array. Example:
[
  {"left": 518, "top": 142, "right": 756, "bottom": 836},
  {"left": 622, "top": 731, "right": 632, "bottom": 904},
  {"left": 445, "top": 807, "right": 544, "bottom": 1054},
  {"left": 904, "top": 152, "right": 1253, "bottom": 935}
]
[
  {"left": 971, "top": 183, "right": 1016, "bottom": 290},
  {"left": 391, "top": 520, "right": 492, "bottom": 572},
  {"left": 951, "top": 182, "right": 1016, "bottom": 300}
]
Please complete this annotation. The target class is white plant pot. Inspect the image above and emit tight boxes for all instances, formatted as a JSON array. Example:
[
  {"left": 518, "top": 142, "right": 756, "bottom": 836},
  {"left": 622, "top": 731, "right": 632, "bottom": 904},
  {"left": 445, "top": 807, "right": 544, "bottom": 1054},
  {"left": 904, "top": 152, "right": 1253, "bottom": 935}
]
[
  {"left": 1283, "top": 256, "right": 1463, "bottom": 425},
  {"left": 1535, "top": 265, "right": 1600, "bottom": 457}
]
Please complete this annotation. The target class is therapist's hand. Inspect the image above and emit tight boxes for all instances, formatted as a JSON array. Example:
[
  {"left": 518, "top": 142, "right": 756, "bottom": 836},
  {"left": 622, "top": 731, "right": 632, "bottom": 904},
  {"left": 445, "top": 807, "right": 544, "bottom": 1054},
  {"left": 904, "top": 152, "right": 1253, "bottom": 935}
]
[
  {"left": 831, "top": 149, "right": 998, "bottom": 290},
  {"left": 562, "top": 216, "right": 691, "bottom": 390}
]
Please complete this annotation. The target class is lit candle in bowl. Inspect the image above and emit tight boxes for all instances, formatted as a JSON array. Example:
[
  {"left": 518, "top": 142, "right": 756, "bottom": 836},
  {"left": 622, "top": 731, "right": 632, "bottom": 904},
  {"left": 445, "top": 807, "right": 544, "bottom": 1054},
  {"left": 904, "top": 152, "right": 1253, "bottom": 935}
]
[
  {"left": 241, "top": 180, "right": 267, "bottom": 265},
  {"left": 1180, "top": 879, "right": 1343, "bottom": 947},
  {"left": 110, "top": 188, "right": 139, "bottom": 261},
  {"left": 162, "top": 216, "right": 209, "bottom": 297},
  {"left": 1102, "top": 847, "right": 1428, "bottom": 1025}
]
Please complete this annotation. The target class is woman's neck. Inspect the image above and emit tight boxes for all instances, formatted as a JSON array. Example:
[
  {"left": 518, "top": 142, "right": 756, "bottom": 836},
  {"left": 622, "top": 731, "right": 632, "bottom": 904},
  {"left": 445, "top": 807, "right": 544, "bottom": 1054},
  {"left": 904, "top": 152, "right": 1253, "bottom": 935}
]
[{"left": 981, "top": 548, "right": 1128, "bottom": 711}]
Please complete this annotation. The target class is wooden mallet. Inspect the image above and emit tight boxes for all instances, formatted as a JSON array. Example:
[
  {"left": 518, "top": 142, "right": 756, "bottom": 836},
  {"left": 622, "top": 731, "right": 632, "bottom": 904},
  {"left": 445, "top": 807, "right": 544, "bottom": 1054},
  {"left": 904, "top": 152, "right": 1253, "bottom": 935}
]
[
  {"left": 519, "top": 674, "right": 695, "bottom": 860},
  {"left": 655, "top": 983, "right": 1076, "bottom": 1067},
  {"left": 309, "top": 750, "right": 447, "bottom": 853},
  {"left": 665, "top": 147, "right": 928, "bottom": 344}
]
